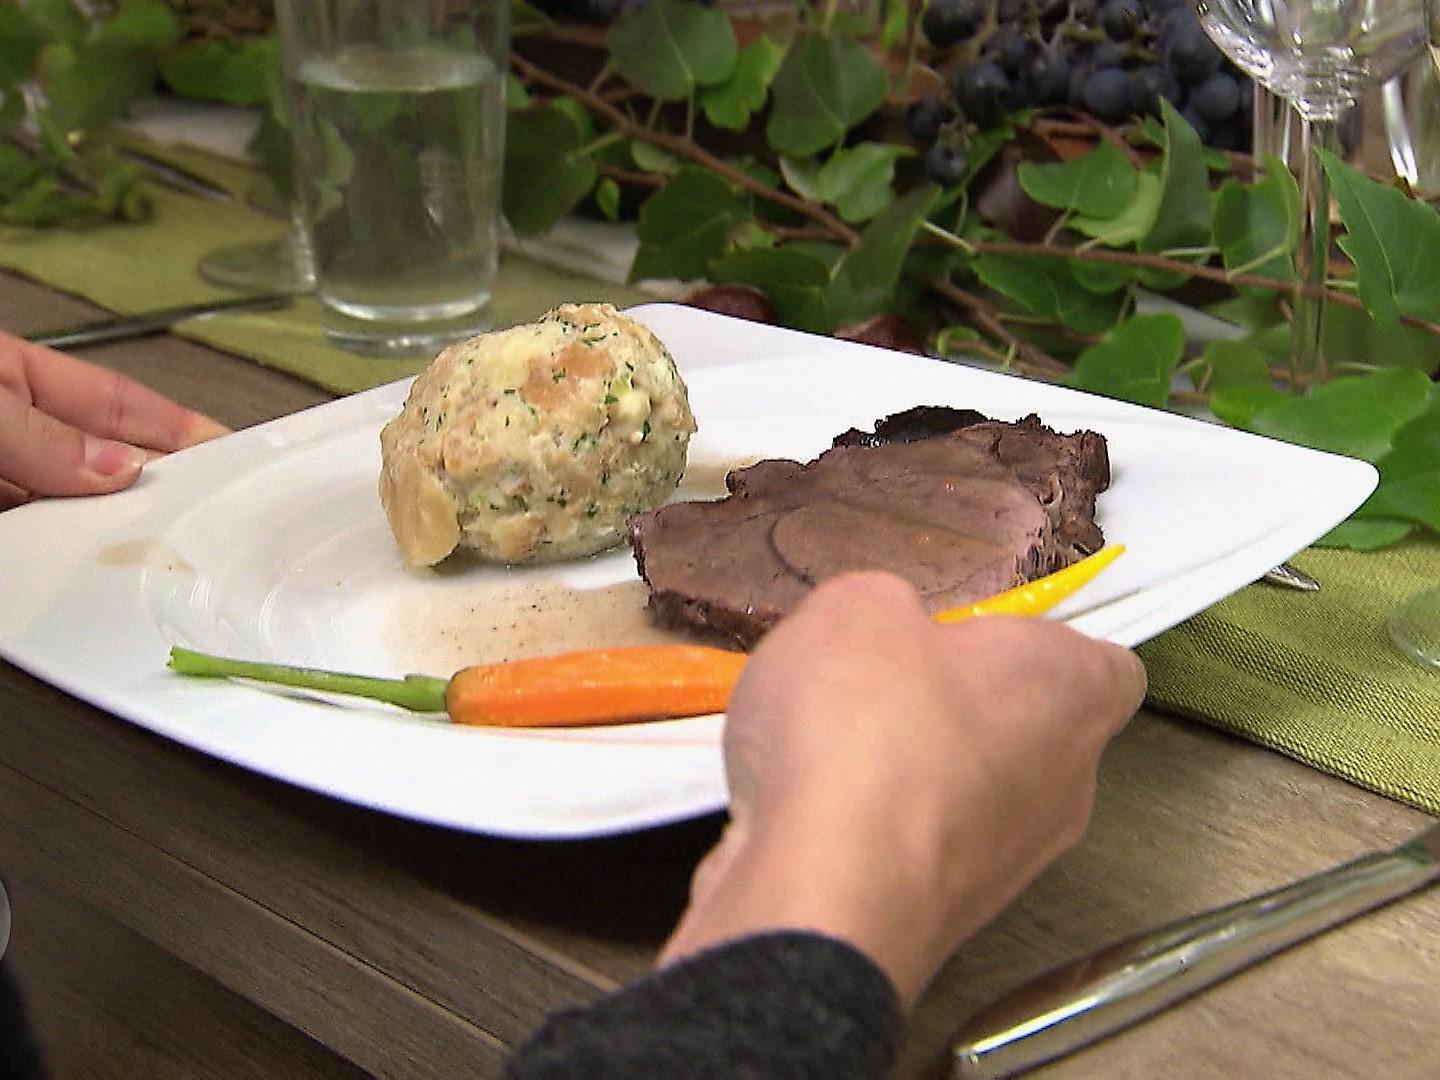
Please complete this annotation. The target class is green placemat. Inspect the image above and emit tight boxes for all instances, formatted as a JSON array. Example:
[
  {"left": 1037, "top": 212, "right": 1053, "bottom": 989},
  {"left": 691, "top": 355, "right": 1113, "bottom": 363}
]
[
  {"left": 1138, "top": 539, "right": 1440, "bottom": 815},
  {"left": 0, "top": 140, "right": 650, "bottom": 394}
]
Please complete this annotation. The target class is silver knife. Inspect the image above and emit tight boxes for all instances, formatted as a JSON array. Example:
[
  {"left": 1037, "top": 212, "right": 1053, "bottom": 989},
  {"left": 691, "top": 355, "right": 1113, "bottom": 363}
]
[
  {"left": 951, "top": 818, "right": 1440, "bottom": 1078},
  {"left": 1263, "top": 562, "right": 1321, "bottom": 592},
  {"left": 25, "top": 292, "right": 294, "bottom": 350}
]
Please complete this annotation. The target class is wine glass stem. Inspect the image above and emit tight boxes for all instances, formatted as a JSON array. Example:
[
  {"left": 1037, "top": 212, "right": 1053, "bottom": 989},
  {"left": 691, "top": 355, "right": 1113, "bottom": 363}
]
[{"left": 1293, "top": 112, "right": 1339, "bottom": 387}]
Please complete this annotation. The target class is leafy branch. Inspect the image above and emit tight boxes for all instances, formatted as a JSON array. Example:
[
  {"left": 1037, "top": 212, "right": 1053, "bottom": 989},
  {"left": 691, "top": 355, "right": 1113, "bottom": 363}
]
[
  {"left": 503, "top": 0, "right": 1440, "bottom": 550},
  {"left": 509, "top": 50, "right": 861, "bottom": 243},
  {"left": 0, "top": 0, "right": 277, "bottom": 226}
]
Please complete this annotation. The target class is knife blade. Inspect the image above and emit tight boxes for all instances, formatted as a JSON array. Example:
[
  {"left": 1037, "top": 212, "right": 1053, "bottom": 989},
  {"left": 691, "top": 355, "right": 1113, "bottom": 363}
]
[
  {"left": 114, "top": 145, "right": 236, "bottom": 203},
  {"left": 951, "top": 819, "right": 1440, "bottom": 1079},
  {"left": 1263, "top": 562, "right": 1321, "bottom": 592},
  {"left": 25, "top": 292, "right": 295, "bottom": 350}
]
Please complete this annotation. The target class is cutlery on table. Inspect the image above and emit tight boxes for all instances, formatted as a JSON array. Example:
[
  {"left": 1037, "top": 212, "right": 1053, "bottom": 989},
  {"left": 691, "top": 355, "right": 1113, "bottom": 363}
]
[
  {"left": 25, "top": 292, "right": 295, "bottom": 350},
  {"left": 113, "top": 145, "right": 235, "bottom": 203},
  {"left": 1263, "top": 562, "right": 1321, "bottom": 592},
  {"left": 950, "top": 818, "right": 1440, "bottom": 1078}
]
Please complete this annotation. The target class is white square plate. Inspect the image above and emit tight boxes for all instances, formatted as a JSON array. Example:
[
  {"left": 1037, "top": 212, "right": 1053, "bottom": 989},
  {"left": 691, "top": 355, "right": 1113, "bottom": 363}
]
[{"left": 0, "top": 304, "right": 1377, "bottom": 837}]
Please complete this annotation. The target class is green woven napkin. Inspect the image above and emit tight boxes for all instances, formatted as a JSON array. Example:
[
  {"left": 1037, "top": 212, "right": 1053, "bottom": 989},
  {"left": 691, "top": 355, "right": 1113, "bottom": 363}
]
[
  {"left": 1139, "top": 538, "right": 1440, "bottom": 815},
  {"left": 0, "top": 140, "right": 651, "bottom": 394}
]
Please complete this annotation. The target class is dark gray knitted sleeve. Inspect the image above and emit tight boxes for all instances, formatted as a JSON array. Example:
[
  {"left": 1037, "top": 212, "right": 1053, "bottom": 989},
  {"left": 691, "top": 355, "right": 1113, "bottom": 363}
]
[{"left": 503, "top": 931, "right": 903, "bottom": 1080}]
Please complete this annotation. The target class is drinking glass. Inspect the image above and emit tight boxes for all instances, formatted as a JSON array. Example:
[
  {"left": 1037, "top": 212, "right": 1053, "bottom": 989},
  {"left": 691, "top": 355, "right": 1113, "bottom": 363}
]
[
  {"left": 1196, "top": 0, "right": 1427, "bottom": 382},
  {"left": 273, "top": 0, "right": 510, "bottom": 358},
  {"left": 1381, "top": 51, "right": 1440, "bottom": 189},
  {"left": 196, "top": 178, "right": 316, "bottom": 294},
  {"left": 1386, "top": 0, "right": 1440, "bottom": 670}
]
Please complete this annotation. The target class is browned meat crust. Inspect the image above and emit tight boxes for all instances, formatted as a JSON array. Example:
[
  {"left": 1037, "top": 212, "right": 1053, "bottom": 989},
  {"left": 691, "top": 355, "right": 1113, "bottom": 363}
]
[{"left": 629, "top": 407, "right": 1109, "bottom": 649}]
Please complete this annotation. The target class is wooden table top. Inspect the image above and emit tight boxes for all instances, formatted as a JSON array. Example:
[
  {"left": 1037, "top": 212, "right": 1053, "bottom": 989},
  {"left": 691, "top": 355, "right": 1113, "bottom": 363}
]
[{"left": 1, "top": 270, "right": 1436, "bottom": 1079}]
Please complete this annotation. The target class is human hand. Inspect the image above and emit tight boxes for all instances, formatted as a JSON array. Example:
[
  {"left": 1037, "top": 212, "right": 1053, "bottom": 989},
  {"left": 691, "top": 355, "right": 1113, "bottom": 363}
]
[
  {"left": 659, "top": 572, "right": 1147, "bottom": 1006},
  {"left": 0, "top": 330, "right": 228, "bottom": 509}
]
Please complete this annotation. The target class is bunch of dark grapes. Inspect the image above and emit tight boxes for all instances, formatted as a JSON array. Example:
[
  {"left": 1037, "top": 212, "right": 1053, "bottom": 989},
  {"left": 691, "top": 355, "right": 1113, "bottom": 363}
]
[
  {"left": 912, "top": 0, "right": 1252, "bottom": 185},
  {"left": 527, "top": 0, "right": 678, "bottom": 24}
]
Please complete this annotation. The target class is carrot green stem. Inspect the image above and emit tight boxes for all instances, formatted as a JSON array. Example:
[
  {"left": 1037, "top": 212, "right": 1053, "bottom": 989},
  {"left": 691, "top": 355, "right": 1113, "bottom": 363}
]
[{"left": 166, "top": 647, "right": 450, "bottom": 714}]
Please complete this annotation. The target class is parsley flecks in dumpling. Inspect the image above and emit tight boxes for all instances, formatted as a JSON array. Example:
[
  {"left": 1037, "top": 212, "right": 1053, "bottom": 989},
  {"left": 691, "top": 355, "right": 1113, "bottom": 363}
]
[{"left": 378, "top": 303, "right": 696, "bottom": 567}]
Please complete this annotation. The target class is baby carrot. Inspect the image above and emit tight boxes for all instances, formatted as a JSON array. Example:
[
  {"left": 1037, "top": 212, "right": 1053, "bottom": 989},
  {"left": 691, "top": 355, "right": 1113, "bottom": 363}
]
[
  {"left": 444, "top": 645, "right": 747, "bottom": 727},
  {"left": 166, "top": 643, "right": 746, "bottom": 728},
  {"left": 167, "top": 546, "right": 1122, "bottom": 727}
]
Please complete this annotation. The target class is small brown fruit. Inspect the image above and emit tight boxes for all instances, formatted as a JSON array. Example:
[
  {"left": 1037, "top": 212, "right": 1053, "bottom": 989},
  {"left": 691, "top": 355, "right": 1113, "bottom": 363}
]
[
  {"left": 683, "top": 285, "right": 777, "bottom": 325},
  {"left": 833, "top": 314, "right": 925, "bottom": 354}
]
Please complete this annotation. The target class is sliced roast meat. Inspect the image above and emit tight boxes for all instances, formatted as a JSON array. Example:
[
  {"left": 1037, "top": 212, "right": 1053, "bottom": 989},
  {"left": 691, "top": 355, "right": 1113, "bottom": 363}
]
[{"left": 628, "top": 408, "right": 1106, "bottom": 649}]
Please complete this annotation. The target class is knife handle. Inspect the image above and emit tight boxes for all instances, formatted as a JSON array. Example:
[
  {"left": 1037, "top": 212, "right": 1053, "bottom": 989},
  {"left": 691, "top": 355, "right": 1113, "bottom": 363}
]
[{"left": 951, "top": 844, "right": 1440, "bottom": 1079}]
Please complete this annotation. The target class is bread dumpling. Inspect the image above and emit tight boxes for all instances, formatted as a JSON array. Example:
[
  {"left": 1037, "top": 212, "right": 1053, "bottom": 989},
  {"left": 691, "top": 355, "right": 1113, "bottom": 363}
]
[{"left": 379, "top": 303, "right": 696, "bottom": 567}]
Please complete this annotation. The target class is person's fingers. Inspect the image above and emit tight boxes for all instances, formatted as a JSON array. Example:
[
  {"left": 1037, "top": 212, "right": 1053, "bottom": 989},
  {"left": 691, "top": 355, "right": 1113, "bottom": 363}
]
[
  {"left": 1094, "top": 640, "right": 1148, "bottom": 729},
  {"left": 0, "top": 477, "right": 29, "bottom": 511},
  {"left": 937, "top": 616, "right": 1146, "bottom": 729},
  {"left": 0, "top": 388, "right": 146, "bottom": 498},
  {"left": 8, "top": 336, "right": 229, "bottom": 452}
]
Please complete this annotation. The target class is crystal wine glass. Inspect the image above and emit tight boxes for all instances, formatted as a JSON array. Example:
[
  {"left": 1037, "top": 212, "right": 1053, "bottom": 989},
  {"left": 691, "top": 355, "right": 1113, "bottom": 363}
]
[
  {"left": 1385, "top": 0, "right": 1440, "bottom": 670},
  {"left": 1195, "top": 0, "right": 1427, "bottom": 382}
]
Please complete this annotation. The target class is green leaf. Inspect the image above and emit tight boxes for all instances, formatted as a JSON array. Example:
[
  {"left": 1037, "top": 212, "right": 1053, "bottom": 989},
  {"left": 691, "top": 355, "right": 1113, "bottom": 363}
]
[
  {"left": 779, "top": 155, "right": 823, "bottom": 201},
  {"left": 0, "top": 89, "right": 22, "bottom": 134},
  {"left": 39, "top": 35, "right": 160, "bottom": 132},
  {"left": 0, "top": 175, "right": 84, "bottom": 226},
  {"left": 1363, "top": 399, "right": 1440, "bottom": 532},
  {"left": 1067, "top": 313, "right": 1186, "bottom": 407},
  {"left": 1016, "top": 142, "right": 1137, "bottom": 218},
  {"left": 934, "top": 325, "right": 985, "bottom": 359},
  {"left": 1319, "top": 148, "right": 1440, "bottom": 330},
  {"left": 34, "top": 0, "right": 182, "bottom": 131},
  {"left": 816, "top": 141, "right": 910, "bottom": 223},
  {"left": 1322, "top": 302, "right": 1440, "bottom": 377},
  {"left": 23, "top": 0, "right": 87, "bottom": 44},
  {"left": 732, "top": 221, "right": 775, "bottom": 250},
  {"left": 1212, "top": 155, "right": 1298, "bottom": 278},
  {"left": 631, "top": 138, "right": 680, "bottom": 175},
  {"left": 1199, "top": 339, "right": 1272, "bottom": 391},
  {"left": 159, "top": 37, "right": 275, "bottom": 106},
  {"left": 1248, "top": 368, "right": 1434, "bottom": 462},
  {"left": 502, "top": 106, "right": 599, "bottom": 235},
  {"left": 825, "top": 184, "right": 936, "bottom": 327},
  {"left": 1069, "top": 257, "right": 1140, "bottom": 294},
  {"left": 879, "top": 0, "right": 910, "bottom": 47},
  {"left": 32, "top": 102, "right": 82, "bottom": 173},
  {"left": 505, "top": 73, "right": 531, "bottom": 110},
  {"left": 0, "top": 142, "right": 40, "bottom": 198},
  {"left": 1315, "top": 518, "right": 1415, "bottom": 549},
  {"left": 607, "top": 0, "right": 737, "bottom": 101},
  {"left": 1070, "top": 170, "right": 1161, "bottom": 246},
  {"left": 973, "top": 253, "right": 1123, "bottom": 334},
  {"left": 766, "top": 32, "right": 888, "bottom": 157},
  {"left": 594, "top": 177, "right": 621, "bottom": 221},
  {"left": 1209, "top": 384, "right": 1289, "bottom": 428},
  {"left": 710, "top": 247, "right": 831, "bottom": 331},
  {"left": 700, "top": 34, "right": 783, "bottom": 131},
  {"left": 550, "top": 97, "right": 594, "bottom": 143},
  {"left": 94, "top": 0, "right": 180, "bottom": 53},
  {"left": 92, "top": 159, "right": 143, "bottom": 215},
  {"left": 1139, "top": 99, "right": 1212, "bottom": 256},
  {"left": 630, "top": 167, "right": 749, "bottom": 282},
  {"left": 0, "top": 6, "right": 45, "bottom": 81},
  {"left": 1197, "top": 339, "right": 1285, "bottom": 425},
  {"left": 1207, "top": 291, "right": 1284, "bottom": 332}
]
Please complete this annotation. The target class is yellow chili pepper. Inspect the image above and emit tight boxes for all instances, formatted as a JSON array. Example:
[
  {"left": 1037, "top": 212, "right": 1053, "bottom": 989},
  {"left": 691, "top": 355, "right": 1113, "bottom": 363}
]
[{"left": 932, "top": 544, "right": 1125, "bottom": 624}]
